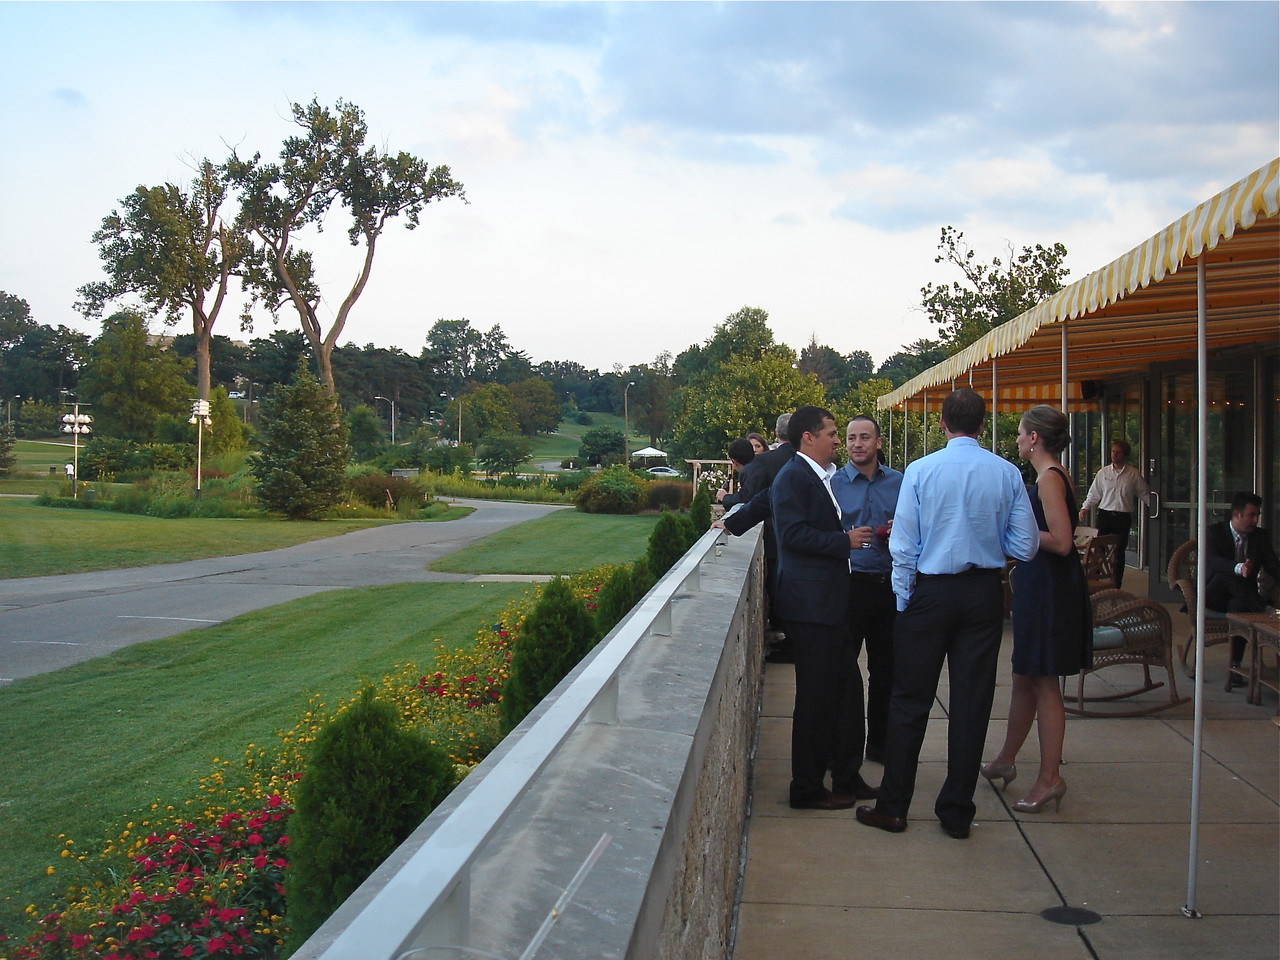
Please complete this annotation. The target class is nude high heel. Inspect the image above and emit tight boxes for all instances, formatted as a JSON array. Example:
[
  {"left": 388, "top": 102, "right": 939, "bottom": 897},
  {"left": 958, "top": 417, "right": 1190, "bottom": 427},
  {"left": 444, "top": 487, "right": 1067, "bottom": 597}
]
[
  {"left": 1012, "top": 779, "right": 1067, "bottom": 814},
  {"left": 980, "top": 761, "right": 1017, "bottom": 791}
]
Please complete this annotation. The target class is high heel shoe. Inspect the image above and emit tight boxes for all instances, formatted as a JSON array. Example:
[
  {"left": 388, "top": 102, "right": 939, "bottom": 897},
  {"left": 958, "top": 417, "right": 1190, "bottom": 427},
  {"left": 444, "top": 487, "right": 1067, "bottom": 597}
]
[
  {"left": 979, "top": 761, "right": 1017, "bottom": 791},
  {"left": 1012, "top": 779, "right": 1067, "bottom": 814}
]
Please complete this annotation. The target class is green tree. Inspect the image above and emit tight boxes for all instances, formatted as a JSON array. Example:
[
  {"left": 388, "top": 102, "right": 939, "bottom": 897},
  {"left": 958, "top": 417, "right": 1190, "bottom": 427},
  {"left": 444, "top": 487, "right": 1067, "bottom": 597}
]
[
  {"left": 667, "top": 355, "right": 824, "bottom": 462},
  {"left": 476, "top": 433, "right": 533, "bottom": 476},
  {"left": 500, "top": 578, "right": 600, "bottom": 734},
  {"left": 578, "top": 426, "right": 625, "bottom": 466},
  {"left": 646, "top": 510, "right": 689, "bottom": 577},
  {"left": 0, "top": 291, "right": 36, "bottom": 352},
  {"left": 78, "top": 311, "right": 192, "bottom": 441},
  {"left": 688, "top": 484, "right": 711, "bottom": 533},
  {"left": 440, "top": 382, "right": 517, "bottom": 445},
  {"left": 285, "top": 688, "right": 453, "bottom": 951},
  {"left": 77, "top": 162, "right": 252, "bottom": 400},
  {"left": 346, "top": 402, "right": 385, "bottom": 461},
  {"left": 0, "top": 421, "right": 15, "bottom": 476},
  {"left": 4, "top": 323, "right": 89, "bottom": 404},
  {"left": 229, "top": 99, "right": 466, "bottom": 397},
  {"left": 921, "top": 225, "right": 1069, "bottom": 351},
  {"left": 508, "top": 377, "right": 561, "bottom": 435},
  {"left": 875, "top": 338, "right": 951, "bottom": 387},
  {"left": 251, "top": 362, "right": 351, "bottom": 518},
  {"left": 205, "top": 385, "right": 245, "bottom": 455}
]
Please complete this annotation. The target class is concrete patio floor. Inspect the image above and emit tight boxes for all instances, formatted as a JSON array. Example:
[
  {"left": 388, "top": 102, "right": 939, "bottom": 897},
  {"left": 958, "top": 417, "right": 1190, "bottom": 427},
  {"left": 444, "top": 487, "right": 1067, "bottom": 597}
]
[{"left": 732, "top": 577, "right": 1279, "bottom": 960}]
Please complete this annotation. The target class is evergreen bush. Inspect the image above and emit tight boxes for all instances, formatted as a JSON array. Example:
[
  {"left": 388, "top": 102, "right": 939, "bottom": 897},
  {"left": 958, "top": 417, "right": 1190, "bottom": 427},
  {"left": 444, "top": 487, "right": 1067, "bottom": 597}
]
[
  {"left": 284, "top": 688, "right": 454, "bottom": 951},
  {"left": 500, "top": 577, "right": 601, "bottom": 734},
  {"left": 631, "top": 556, "right": 655, "bottom": 599},
  {"left": 594, "top": 563, "right": 638, "bottom": 636},
  {"left": 645, "top": 510, "right": 689, "bottom": 578},
  {"left": 573, "top": 464, "right": 643, "bottom": 514},
  {"left": 688, "top": 484, "right": 711, "bottom": 532}
]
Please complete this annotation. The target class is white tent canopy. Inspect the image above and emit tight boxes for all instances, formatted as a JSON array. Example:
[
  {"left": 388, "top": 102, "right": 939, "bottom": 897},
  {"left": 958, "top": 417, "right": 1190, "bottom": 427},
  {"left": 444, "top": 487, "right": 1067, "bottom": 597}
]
[{"left": 631, "top": 446, "right": 667, "bottom": 458}]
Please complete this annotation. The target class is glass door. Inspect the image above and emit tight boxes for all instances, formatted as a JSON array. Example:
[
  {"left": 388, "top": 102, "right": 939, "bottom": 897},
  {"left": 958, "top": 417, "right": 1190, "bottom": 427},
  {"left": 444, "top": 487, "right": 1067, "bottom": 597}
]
[{"left": 1148, "top": 367, "right": 1256, "bottom": 599}]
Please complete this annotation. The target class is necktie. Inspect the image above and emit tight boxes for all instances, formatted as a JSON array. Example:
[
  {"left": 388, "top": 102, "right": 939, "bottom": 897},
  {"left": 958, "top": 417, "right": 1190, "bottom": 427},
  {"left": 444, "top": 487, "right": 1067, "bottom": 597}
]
[{"left": 1235, "top": 533, "right": 1246, "bottom": 563}]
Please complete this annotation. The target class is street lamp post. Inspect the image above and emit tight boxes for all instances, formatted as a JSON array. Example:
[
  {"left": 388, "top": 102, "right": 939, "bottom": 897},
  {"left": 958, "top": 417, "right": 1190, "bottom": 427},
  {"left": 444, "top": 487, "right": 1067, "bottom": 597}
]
[
  {"left": 374, "top": 395, "right": 396, "bottom": 445},
  {"left": 6, "top": 395, "right": 19, "bottom": 426},
  {"left": 188, "top": 399, "right": 212, "bottom": 498},
  {"left": 623, "top": 380, "right": 636, "bottom": 464},
  {"left": 59, "top": 395, "right": 92, "bottom": 498}
]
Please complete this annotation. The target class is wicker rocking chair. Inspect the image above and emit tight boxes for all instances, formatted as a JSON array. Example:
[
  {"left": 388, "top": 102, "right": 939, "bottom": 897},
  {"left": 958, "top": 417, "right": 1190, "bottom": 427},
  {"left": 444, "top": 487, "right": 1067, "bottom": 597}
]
[
  {"left": 1165, "top": 539, "right": 1233, "bottom": 680},
  {"left": 1062, "top": 588, "right": 1189, "bottom": 717}
]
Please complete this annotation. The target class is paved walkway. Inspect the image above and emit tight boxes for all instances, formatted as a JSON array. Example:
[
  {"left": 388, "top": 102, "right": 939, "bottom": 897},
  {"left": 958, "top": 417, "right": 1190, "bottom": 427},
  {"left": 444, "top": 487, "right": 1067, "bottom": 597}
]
[
  {"left": 733, "top": 574, "right": 1279, "bottom": 960},
  {"left": 0, "top": 499, "right": 567, "bottom": 682}
]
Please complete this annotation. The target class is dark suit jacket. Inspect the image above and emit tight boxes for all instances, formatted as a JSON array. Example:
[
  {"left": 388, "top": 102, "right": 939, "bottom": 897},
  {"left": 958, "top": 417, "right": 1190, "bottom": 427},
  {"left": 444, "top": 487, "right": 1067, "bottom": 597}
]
[
  {"left": 1205, "top": 520, "right": 1280, "bottom": 587},
  {"left": 769, "top": 456, "right": 851, "bottom": 627},
  {"left": 722, "top": 443, "right": 794, "bottom": 556},
  {"left": 720, "top": 459, "right": 763, "bottom": 508}
]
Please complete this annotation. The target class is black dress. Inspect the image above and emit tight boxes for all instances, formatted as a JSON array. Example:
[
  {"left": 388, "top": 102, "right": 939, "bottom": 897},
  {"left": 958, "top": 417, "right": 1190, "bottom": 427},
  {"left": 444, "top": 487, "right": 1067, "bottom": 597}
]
[{"left": 1011, "top": 466, "right": 1092, "bottom": 677}]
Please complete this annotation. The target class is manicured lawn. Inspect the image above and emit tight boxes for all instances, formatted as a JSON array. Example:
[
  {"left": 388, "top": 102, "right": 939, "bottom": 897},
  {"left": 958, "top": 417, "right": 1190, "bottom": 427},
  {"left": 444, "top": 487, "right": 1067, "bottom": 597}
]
[
  {"left": 528, "top": 411, "right": 651, "bottom": 465},
  {"left": 9, "top": 438, "right": 72, "bottom": 475},
  {"left": 428, "top": 510, "right": 659, "bottom": 574},
  {"left": 0, "top": 581, "right": 530, "bottom": 932},
  {"left": 0, "top": 499, "right": 422, "bottom": 579}
]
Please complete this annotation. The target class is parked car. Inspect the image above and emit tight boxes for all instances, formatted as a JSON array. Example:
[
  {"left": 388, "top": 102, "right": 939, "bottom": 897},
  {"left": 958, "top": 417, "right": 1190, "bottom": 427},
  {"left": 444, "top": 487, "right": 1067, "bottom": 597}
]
[
  {"left": 646, "top": 466, "right": 680, "bottom": 476},
  {"left": 228, "top": 391, "right": 245, "bottom": 399}
]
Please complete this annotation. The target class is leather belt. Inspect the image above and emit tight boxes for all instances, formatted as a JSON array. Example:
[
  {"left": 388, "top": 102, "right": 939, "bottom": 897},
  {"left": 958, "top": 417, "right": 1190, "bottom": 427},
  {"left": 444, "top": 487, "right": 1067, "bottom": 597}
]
[{"left": 849, "top": 570, "right": 891, "bottom": 584}]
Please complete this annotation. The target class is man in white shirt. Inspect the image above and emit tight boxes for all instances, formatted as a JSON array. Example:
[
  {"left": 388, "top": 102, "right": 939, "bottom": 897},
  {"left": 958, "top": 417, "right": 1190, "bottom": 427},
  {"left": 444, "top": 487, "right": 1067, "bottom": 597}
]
[{"left": 1079, "top": 439, "right": 1150, "bottom": 589}]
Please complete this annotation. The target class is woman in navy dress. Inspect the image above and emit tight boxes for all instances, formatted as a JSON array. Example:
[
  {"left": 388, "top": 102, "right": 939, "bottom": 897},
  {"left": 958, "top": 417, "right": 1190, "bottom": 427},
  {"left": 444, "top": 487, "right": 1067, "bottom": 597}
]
[{"left": 982, "top": 405, "right": 1091, "bottom": 813}]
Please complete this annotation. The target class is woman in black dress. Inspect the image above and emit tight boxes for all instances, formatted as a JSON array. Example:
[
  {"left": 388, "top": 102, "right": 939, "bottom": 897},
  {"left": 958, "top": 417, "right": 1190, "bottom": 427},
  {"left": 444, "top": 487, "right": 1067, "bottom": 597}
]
[{"left": 982, "top": 405, "right": 1091, "bottom": 813}]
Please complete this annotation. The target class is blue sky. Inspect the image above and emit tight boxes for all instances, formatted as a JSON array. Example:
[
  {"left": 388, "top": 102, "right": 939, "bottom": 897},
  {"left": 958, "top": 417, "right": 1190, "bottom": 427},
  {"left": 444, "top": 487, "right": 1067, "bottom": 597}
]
[{"left": 1, "top": 1, "right": 1276, "bottom": 370}]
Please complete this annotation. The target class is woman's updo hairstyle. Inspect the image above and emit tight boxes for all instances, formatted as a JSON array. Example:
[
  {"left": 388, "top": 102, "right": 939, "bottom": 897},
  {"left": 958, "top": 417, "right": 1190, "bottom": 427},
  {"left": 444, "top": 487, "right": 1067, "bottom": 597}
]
[{"left": 1020, "top": 404, "right": 1071, "bottom": 455}]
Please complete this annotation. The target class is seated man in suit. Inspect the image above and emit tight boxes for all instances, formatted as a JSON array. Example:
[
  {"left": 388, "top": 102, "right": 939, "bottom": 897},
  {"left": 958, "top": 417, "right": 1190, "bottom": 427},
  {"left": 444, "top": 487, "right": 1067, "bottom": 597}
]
[{"left": 1206, "top": 491, "right": 1280, "bottom": 685}]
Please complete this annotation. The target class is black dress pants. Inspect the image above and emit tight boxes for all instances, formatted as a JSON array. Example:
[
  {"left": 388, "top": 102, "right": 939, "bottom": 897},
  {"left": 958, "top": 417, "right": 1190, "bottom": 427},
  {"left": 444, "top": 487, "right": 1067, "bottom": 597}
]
[
  {"left": 1206, "top": 573, "right": 1268, "bottom": 662},
  {"left": 786, "top": 619, "right": 864, "bottom": 803},
  {"left": 846, "top": 575, "right": 896, "bottom": 758},
  {"left": 1095, "top": 509, "right": 1132, "bottom": 589},
  {"left": 876, "top": 569, "right": 1004, "bottom": 829}
]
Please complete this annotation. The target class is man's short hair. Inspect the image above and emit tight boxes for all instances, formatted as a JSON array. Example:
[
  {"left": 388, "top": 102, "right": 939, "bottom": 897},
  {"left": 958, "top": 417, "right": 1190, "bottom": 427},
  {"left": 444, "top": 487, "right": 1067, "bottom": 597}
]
[
  {"left": 940, "top": 388, "right": 985, "bottom": 437},
  {"left": 727, "top": 438, "right": 756, "bottom": 466},
  {"left": 787, "top": 405, "right": 835, "bottom": 448},
  {"left": 847, "top": 414, "right": 880, "bottom": 438},
  {"left": 1111, "top": 438, "right": 1132, "bottom": 457},
  {"left": 1231, "top": 491, "right": 1263, "bottom": 514},
  {"left": 774, "top": 413, "right": 791, "bottom": 442}
]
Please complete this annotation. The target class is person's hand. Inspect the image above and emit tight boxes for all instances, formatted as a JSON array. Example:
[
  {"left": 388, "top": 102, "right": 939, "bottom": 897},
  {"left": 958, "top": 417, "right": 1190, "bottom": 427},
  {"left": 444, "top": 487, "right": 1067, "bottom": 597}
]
[
  {"left": 848, "top": 526, "right": 873, "bottom": 550},
  {"left": 1078, "top": 508, "right": 1087, "bottom": 522},
  {"left": 715, "top": 487, "right": 728, "bottom": 503},
  {"left": 712, "top": 519, "right": 728, "bottom": 532},
  {"left": 1241, "top": 558, "right": 1254, "bottom": 579}
]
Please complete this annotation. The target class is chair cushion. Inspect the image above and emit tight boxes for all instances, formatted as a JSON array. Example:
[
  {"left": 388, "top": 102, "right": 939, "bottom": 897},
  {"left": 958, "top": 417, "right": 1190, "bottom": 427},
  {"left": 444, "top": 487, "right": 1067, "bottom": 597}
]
[
  {"left": 1092, "top": 625, "right": 1126, "bottom": 650},
  {"left": 1204, "top": 608, "right": 1228, "bottom": 620}
]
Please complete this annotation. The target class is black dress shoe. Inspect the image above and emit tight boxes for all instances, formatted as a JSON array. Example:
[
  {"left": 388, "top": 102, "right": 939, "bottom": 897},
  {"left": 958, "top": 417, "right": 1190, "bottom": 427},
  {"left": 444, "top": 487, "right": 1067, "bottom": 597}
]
[
  {"left": 940, "top": 821, "right": 971, "bottom": 840},
  {"left": 1228, "top": 668, "right": 1246, "bottom": 689},
  {"left": 855, "top": 805, "right": 906, "bottom": 833},
  {"left": 791, "top": 790, "right": 857, "bottom": 811}
]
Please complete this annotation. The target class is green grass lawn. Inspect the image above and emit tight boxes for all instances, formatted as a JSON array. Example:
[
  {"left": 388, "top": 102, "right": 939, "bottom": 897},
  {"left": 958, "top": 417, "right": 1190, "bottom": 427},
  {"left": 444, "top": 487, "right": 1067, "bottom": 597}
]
[
  {"left": 0, "top": 581, "right": 529, "bottom": 931},
  {"left": 528, "top": 411, "right": 652, "bottom": 465},
  {"left": 428, "top": 510, "right": 659, "bottom": 574},
  {"left": 9, "top": 438, "right": 72, "bottom": 475},
  {"left": 0, "top": 499, "right": 422, "bottom": 579}
]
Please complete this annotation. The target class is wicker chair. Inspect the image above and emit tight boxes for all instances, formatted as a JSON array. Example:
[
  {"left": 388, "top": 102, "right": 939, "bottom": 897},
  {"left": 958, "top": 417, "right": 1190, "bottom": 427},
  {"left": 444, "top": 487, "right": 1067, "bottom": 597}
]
[
  {"left": 1165, "top": 538, "right": 1233, "bottom": 679},
  {"left": 1062, "top": 588, "right": 1189, "bottom": 717},
  {"left": 1080, "top": 534, "right": 1121, "bottom": 594}
]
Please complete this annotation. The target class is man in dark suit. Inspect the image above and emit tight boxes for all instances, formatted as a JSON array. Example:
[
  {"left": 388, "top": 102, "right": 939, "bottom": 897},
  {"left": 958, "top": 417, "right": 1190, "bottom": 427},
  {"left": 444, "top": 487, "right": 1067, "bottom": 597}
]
[
  {"left": 1205, "top": 492, "right": 1280, "bottom": 683},
  {"left": 767, "top": 405, "right": 875, "bottom": 809},
  {"left": 717, "top": 414, "right": 795, "bottom": 657},
  {"left": 715, "top": 437, "right": 760, "bottom": 509}
]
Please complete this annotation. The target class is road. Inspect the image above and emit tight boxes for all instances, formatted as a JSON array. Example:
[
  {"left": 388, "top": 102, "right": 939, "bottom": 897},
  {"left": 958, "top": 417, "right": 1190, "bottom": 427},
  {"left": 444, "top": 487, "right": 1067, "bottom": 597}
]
[{"left": 0, "top": 499, "right": 569, "bottom": 683}]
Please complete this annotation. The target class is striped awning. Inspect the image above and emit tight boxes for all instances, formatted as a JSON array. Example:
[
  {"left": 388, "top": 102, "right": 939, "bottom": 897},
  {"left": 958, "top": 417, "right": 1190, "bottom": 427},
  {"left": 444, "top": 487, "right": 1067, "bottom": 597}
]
[{"left": 878, "top": 158, "right": 1280, "bottom": 413}]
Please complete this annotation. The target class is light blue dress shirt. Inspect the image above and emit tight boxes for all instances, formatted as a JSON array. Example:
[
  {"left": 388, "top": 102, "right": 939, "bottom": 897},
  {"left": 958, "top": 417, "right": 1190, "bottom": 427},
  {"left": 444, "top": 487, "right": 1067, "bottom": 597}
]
[
  {"left": 831, "top": 461, "right": 903, "bottom": 573},
  {"left": 888, "top": 436, "right": 1039, "bottom": 611}
]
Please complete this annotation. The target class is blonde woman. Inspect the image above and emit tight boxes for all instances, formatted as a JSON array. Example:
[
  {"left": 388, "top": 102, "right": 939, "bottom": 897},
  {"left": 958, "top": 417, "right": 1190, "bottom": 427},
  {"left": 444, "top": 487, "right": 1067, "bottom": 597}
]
[{"left": 982, "top": 405, "right": 1091, "bottom": 813}]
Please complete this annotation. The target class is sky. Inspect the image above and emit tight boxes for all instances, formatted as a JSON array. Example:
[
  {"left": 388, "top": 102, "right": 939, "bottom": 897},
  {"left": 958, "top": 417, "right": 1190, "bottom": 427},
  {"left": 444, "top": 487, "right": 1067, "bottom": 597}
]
[{"left": 1, "top": 1, "right": 1276, "bottom": 373}]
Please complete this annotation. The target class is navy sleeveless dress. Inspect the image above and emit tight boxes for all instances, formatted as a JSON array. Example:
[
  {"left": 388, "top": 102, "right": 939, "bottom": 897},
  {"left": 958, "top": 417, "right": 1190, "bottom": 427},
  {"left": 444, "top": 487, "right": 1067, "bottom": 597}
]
[{"left": 1011, "top": 466, "right": 1093, "bottom": 677}]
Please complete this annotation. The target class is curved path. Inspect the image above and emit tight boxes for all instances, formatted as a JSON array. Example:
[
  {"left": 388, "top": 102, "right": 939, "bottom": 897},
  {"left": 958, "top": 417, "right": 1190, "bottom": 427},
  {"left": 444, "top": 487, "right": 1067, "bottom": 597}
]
[{"left": 0, "top": 499, "right": 569, "bottom": 683}]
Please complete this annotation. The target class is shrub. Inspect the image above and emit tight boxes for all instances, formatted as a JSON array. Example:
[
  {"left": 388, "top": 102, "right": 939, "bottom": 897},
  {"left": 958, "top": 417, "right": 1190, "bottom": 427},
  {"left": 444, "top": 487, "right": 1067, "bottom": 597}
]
[
  {"left": 349, "top": 472, "right": 428, "bottom": 510},
  {"left": 578, "top": 426, "right": 624, "bottom": 466},
  {"left": 574, "top": 412, "right": 593, "bottom": 426},
  {"left": 646, "top": 510, "right": 690, "bottom": 578},
  {"left": 574, "top": 464, "right": 644, "bottom": 514},
  {"left": 631, "top": 556, "right": 655, "bottom": 599},
  {"left": 645, "top": 480, "right": 691, "bottom": 512},
  {"left": 595, "top": 563, "right": 639, "bottom": 637},
  {"left": 688, "top": 484, "right": 711, "bottom": 533},
  {"left": 500, "top": 578, "right": 600, "bottom": 734},
  {"left": 285, "top": 688, "right": 454, "bottom": 951}
]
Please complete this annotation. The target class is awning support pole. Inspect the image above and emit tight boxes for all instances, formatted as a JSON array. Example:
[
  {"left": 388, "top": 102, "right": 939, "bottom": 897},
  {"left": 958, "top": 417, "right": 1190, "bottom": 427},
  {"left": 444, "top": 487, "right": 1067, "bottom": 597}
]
[
  {"left": 923, "top": 395, "right": 929, "bottom": 456},
  {"left": 1182, "top": 258, "right": 1208, "bottom": 920},
  {"left": 991, "top": 360, "right": 998, "bottom": 452}
]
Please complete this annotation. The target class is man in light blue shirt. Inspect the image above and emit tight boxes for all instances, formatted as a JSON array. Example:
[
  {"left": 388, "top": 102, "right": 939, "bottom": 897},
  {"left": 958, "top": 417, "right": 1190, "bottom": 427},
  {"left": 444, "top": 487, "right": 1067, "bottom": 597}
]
[
  {"left": 831, "top": 414, "right": 902, "bottom": 764},
  {"left": 856, "top": 388, "right": 1038, "bottom": 840}
]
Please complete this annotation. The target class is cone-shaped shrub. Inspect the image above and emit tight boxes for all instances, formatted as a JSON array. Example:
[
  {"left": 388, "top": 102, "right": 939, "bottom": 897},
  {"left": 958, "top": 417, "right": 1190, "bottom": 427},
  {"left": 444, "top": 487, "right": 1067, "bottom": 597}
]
[
  {"left": 646, "top": 510, "right": 689, "bottom": 578},
  {"left": 500, "top": 577, "right": 601, "bottom": 734},
  {"left": 631, "top": 556, "right": 655, "bottom": 599},
  {"left": 595, "top": 563, "right": 638, "bottom": 636},
  {"left": 688, "top": 484, "right": 711, "bottom": 534},
  {"left": 284, "top": 688, "right": 454, "bottom": 951}
]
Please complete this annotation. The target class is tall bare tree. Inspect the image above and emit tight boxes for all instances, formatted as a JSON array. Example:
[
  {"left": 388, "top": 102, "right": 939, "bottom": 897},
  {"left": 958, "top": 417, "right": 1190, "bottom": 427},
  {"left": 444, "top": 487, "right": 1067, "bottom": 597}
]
[{"left": 229, "top": 99, "right": 465, "bottom": 396}]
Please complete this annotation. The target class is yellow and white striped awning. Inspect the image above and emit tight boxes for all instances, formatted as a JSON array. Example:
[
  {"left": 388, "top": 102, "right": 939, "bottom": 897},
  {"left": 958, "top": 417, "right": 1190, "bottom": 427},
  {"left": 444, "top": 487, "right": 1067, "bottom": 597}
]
[{"left": 878, "top": 158, "right": 1280, "bottom": 413}]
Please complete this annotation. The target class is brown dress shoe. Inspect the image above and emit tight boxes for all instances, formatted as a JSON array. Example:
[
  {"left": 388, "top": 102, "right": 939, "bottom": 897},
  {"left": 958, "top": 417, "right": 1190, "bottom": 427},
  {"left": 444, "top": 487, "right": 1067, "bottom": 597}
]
[
  {"left": 855, "top": 805, "right": 907, "bottom": 833},
  {"left": 791, "top": 790, "right": 857, "bottom": 811},
  {"left": 831, "top": 783, "right": 879, "bottom": 804}
]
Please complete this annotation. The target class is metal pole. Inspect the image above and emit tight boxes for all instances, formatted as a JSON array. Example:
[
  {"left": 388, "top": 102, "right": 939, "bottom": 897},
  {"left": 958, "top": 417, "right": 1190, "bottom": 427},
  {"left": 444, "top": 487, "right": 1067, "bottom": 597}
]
[
  {"left": 1182, "top": 259, "right": 1208, "bottom": 919},
  {"left": 991, "top": 360, "right": 998, "bottom": 452},
  {"left": 623, "top": 381, "right": 635, "bottom": 463}
]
